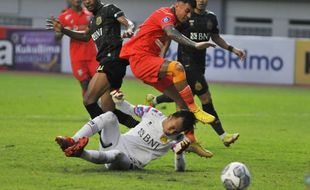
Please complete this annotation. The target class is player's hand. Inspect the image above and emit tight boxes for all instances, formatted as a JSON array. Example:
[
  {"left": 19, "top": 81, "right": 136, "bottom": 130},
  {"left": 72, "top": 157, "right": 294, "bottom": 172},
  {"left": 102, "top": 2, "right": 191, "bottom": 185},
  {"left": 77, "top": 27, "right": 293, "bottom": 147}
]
[
  {"left": 233, "top": 48, "right": 246, "bottom": 61},
  {"left": 195, "top": 42, "right": 216, "bottom": 50},
  {"left": 173, "top": 139, "right": 191, "bottom": 154},
  {"left": 110, "top": 90, "right": 125, "bottom": 103},
  {"left": 121, "top": 30, "right": 134, "bottom": 38},
  {"left": 155, "top": 39, "right": 165, "bottom": 50},
  {"left": 46, "top": 17, "right": 63, "bottom": 33}
]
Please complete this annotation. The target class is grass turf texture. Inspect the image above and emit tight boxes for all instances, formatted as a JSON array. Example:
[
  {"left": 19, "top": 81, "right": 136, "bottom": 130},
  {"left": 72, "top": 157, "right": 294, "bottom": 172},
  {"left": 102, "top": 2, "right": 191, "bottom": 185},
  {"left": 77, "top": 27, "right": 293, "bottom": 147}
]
[{"left": 0, "top": 72, "right": 309, "bottom": 190}]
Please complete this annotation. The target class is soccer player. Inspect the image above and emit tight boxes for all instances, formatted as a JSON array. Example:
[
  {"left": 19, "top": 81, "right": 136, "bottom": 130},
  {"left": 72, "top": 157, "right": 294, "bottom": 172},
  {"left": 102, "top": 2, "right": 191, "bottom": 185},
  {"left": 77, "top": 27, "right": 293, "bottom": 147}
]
[
  {"left": 56, "top": 0, "right": 98, "bottom": 97},
  {"left": 146, "top": 0, "right": 245, "bottom": 147},
  {"left": 119, "top": 0, "right": 216, "bottom": 156},
  {"left": 46, "top": 0, "right": 138, "bottom": 128},
  {"left": 55, "top": 90, "right": 206, "bottom": 170}
]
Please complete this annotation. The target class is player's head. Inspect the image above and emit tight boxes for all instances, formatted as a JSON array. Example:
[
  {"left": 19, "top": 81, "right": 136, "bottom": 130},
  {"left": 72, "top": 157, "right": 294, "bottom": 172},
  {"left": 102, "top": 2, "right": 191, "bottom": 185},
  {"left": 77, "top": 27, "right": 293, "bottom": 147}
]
[
  {"left": 67, "top": 0, "right": 82, "bottom": 8},
  {"left": 82, "top": 0, "right": 100, "bottom": 12},
  {"left": 195, "top": 0, "right": 208, "bottom": 11},
  {"left": 175, "top": 0, "right": 196, "bottom": 23},
  {"left": 163, "top": 110, "right": 197, "bottom": 136}
]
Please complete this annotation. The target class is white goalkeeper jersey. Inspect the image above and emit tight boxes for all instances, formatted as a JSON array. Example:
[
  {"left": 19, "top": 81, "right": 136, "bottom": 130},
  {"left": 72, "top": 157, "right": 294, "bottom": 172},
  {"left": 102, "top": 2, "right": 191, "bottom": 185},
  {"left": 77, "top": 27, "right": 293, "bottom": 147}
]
[{"left": 115, "top": 101, "right": 179, "bottom": 168}]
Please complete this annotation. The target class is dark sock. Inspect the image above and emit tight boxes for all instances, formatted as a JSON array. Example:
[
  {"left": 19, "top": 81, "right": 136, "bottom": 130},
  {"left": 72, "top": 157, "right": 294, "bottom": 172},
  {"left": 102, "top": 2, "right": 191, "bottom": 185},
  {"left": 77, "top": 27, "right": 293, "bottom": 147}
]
[
  {"left": 85, "top": 102, "right": 103, "bottom": 119},
  {"left": 113, "top": 109, "right": 139, "bottom": 128},
  {"left": 202, "top": 103, "right": 225, "bottom": 135},
  {"left": 156, "top": 94, "right": 174, "bottom": 104}
]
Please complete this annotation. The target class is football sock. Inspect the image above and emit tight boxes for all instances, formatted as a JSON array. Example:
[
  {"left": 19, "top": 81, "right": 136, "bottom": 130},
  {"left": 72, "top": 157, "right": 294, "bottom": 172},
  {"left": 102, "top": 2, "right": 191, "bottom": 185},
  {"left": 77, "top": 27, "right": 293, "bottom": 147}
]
[
  {"left": 113, "top": 109, "right": 139, "bottom": 128},
  {"left": 156, "top": 94, "right": 174, "bottom": 104},
  {"left": 202, "top": 103, "right": 225, "bottom": 136},
  {"left": 179, "top": 86, "right": 197, "bottom": 111},
  {"left": 220, "top": 133, "right": 226, "bottom": 140},
  {"left": 85, "top": 102, "right": 103, "bottom": 119},
  {"left": 73, "top": 114, "right": 106, "bottom": 141}
]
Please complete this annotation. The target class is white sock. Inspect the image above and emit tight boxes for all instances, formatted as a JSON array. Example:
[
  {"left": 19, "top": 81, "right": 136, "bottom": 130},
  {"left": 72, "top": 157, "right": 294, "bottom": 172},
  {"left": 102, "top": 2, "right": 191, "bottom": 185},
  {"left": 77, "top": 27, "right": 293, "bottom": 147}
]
[
  {"left": 220, "top": 132, "right": 226, "bottom": 140},
  {"left": 153, "top": 97, "right": 158, "bottom": 105},
  {"left": 72, "top": 115, "right": 105, "bottom": 141},
  {"left": 175, "top": 153, "right": 186, "bottom": 172}
]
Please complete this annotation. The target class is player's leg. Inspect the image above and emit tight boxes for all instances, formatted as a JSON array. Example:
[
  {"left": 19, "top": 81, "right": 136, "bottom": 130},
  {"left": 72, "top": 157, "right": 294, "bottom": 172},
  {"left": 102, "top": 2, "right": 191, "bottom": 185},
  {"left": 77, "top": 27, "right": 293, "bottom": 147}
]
[
  {"left": 84, "top": 64, "right": 138, "bottom": 128},
  {"left": 146, "top": 93, "right": 173, "bottom": 107},
  {"left": 83, "top": 72, "right": 109, "bottom": 118},
  {"left": 100, "top": 90, "right": 138, "bottom": 128},
  {"left": 198, "top": 89, "right": 239, "bottom": 147},
  {"left": 80, "top": 79, "right": 91, "bottom": 97},
  {"left": 159, "top": 60, "right": 215, "bottom": 124},
  {"left": 80, "top": 149, "right": 132, "bottom": 170},
  {"left": 71, "top": 60, "right": 91, "bottom": 97}
]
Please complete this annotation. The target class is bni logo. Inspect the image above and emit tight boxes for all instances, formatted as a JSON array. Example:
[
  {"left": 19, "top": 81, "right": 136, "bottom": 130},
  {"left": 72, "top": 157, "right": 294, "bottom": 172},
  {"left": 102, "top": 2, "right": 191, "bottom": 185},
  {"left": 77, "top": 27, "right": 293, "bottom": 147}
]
[{"left": 306, "top": 52, "right": 310, "bottom": 74}]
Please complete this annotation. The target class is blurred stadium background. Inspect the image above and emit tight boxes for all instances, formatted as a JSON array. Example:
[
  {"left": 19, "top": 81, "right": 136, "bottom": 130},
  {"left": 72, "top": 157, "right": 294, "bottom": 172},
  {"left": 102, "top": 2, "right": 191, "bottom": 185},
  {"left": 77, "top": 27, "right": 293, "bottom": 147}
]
[
  {"left": 0, "top": 0, "right": 309, "bottom": 85},
  {"left": 0, "top": 1, "right": 310, "bottom": 190}
]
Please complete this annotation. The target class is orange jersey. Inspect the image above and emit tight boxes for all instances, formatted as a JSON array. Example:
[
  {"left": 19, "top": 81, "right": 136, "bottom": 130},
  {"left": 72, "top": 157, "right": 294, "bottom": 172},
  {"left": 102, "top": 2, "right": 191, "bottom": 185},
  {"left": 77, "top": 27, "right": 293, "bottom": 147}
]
[
  {"left": 120, "top": 7, "right": 177, "bottom": 58},
  {"left": 58, "top": 8, "right": 97, "bottom": 61}
]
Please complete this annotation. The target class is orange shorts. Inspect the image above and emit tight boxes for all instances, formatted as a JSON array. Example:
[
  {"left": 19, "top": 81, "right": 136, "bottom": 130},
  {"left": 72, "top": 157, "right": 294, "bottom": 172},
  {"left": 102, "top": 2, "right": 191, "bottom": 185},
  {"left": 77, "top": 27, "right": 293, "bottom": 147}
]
[
  {"left": 71, "top": 57, "right": 98, "bottom": 81},
  {"left": 129, "top": 53, "right": 173, "bottom": 92}
]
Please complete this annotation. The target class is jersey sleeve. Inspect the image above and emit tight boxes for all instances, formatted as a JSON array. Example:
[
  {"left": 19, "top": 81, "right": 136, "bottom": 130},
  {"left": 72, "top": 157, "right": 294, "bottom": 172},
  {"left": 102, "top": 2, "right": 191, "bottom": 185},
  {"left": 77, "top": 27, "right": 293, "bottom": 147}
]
[
  {"left": 108, "top": 4, "right": 125, "bottom": 19},
  {"left": 133, "top": 105, "right": 153, "bottom": 117},
  {"left": 211, "top": 14, "right": 220, "bottom": 34},
  {"left": 133, "top": 105, "right": 164, "bottom": 119},
  {"left": 156, "top": 11, "right": 176, "bottom": 29}
]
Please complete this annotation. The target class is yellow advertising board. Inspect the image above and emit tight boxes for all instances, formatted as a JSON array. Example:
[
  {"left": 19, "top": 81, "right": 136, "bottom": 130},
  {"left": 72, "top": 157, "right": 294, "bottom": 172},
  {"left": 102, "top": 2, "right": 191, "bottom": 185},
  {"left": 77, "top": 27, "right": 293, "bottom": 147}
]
[{"left": 295, "top": 40, "right": 310, "bottom": 85}]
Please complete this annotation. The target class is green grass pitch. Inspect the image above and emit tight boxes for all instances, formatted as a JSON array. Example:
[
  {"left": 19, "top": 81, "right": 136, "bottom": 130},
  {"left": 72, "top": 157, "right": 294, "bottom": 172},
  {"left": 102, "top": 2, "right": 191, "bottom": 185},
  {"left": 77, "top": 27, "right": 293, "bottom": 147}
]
[{"left": 0, "top": 72, "right": 309, "bottom": 190}]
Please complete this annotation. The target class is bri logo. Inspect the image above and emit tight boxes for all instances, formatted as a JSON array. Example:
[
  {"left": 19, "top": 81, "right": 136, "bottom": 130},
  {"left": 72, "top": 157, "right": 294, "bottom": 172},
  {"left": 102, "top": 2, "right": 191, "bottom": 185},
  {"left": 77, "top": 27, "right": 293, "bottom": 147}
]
[
  {"left": 205, "top": 49, "right": 284, "bottom": 71},
  {"left": 165, "top": 48, "right": 285, "bottom": 72}
]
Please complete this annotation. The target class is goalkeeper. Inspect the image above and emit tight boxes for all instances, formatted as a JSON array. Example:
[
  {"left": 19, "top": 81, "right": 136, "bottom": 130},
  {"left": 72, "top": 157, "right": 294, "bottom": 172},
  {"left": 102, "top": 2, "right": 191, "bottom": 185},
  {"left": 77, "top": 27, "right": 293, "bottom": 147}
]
[{"left": 55, "top": 90, "right": 211, "bottom": 170}]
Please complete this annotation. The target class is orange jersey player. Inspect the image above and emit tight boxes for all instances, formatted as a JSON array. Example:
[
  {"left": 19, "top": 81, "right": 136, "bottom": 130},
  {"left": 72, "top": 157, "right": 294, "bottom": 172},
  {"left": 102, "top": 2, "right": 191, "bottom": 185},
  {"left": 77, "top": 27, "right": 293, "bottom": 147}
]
[{"left": 120, "top": 0, "right": 216, "bottom": 158}]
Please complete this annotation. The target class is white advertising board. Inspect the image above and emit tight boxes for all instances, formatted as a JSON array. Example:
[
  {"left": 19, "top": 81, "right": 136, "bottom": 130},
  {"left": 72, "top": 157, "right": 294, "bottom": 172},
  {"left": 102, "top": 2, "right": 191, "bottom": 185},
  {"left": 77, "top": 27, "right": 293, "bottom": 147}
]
[
  {"left": 165, "top": 35, "right": 295, "bottom": 85},
  {"left": 62, "top": 35, "right": 296, "bottom": 85}
]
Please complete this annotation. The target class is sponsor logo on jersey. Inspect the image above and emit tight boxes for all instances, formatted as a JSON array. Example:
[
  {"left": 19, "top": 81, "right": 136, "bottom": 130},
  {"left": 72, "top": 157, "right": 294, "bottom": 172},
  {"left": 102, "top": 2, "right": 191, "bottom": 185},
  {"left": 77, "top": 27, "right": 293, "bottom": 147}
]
[
  {"left": 138, "top": 128, "right": 161, "bottom": 149},
  {"left": 91, "top": 28, "right": 103, "bottom": 41},
  {"left": 96, "top": 16, "right": 102, "bottom": 25},
  {"left": 190, "top": 32, "right": 211, "bottom": 41},
  {"left": 162, "top": 16, "right": 171, "bottom": 23}
]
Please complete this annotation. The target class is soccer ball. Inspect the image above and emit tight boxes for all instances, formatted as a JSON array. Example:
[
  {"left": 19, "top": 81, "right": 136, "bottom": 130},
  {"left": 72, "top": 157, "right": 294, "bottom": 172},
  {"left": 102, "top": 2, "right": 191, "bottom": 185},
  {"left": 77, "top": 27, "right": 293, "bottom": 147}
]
[{"left": 220, "top": 162, "right": 251, "bottom": 190}]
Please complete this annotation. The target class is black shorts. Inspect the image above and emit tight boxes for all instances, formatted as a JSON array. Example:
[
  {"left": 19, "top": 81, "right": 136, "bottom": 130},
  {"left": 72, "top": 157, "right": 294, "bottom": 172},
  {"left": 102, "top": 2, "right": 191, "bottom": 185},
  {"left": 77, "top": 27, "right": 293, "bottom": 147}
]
[
  {"left": 97, "top": 57, "right": 129, "bottom": 89},
  {"left": 181, "top": 60, "right": 209, "bottom": 96}
]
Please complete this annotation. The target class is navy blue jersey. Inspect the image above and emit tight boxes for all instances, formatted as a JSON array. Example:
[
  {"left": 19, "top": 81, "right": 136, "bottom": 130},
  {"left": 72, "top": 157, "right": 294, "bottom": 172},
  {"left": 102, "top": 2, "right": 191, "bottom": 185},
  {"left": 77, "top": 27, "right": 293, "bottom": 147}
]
[
  {"left": 177, "top": 10, "right": 219, "bottom": 65},
  {"left": 89, "top": 3, "right": 124, "bottom": 61}
]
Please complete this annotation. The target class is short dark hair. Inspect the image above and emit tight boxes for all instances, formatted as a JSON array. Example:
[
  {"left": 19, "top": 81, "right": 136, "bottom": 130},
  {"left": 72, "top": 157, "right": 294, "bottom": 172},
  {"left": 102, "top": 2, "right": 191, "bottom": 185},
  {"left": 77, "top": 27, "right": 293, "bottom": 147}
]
[
  {"left": 176, "top": 0, "right": 196, "bottom": 8},
  {"left": 171, "top": 110, "right": 197, "bottom": 132}
]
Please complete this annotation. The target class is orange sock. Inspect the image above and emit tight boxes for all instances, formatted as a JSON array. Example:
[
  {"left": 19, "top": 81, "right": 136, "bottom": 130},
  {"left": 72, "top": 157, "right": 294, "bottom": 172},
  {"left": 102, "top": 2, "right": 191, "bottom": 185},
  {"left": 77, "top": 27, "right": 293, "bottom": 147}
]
[
  {"left": 185, "top": 130, "right": 197, "bottom": 143},
  {"left": 179, "top": 86, "right": 197, "bottom": 111}
]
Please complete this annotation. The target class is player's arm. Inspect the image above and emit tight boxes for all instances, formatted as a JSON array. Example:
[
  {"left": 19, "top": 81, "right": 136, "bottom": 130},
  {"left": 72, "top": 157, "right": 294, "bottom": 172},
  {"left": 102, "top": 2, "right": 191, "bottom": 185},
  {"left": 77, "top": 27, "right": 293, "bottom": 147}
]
[
  {"left": 110, "top": 90, "right": 149, "bottom": 118},
  {"left": 55, "top": 32, "right": 63, "bottom": 41},
  {"left": 155, "top": 39, "right": 171, "bottom": 58},
  {"left": 163, "top": 25, "right": 216, "bottom": 50},
  {"left": 117, "top": 16, "right": 135, "bottom": 38},
  {"left": 46, "top": 18, "right": 91, "bottom": 42},
  {"left": 211, "top": 34, "right": 246, "bottom": 61}
]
